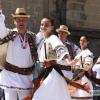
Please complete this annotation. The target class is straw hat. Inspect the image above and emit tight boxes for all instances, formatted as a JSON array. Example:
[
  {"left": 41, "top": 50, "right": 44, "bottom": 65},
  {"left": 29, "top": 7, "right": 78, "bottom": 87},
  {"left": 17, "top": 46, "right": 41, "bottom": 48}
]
[
  {"left": 11, "top": 8, "right": 31, "bottom": 18},
  {"left": 56, "top": 25, "right": 71, "bottom": 35}
]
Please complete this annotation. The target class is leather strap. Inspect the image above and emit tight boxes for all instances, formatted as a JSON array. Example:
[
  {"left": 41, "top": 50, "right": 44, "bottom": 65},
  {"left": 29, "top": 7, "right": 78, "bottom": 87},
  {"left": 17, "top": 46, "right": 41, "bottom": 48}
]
[
  {"left": 40, "top": 60, "right": 57, "bottom": 67},
  {"left": 5, "top": 62, "right": 34, "bottom": 75},
  {"left": 59, "top": 65, "right": 71, "bottom": 71}
]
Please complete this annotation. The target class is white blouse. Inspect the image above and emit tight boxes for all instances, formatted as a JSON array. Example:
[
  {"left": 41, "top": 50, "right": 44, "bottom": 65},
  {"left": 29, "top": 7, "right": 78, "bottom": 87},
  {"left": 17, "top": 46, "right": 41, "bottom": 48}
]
[
  {"left": 37, "top": 35, "right": 69, "bottom": 62},
  {"left": 75, "top": 49, "right": 93, "bottom": 68}
]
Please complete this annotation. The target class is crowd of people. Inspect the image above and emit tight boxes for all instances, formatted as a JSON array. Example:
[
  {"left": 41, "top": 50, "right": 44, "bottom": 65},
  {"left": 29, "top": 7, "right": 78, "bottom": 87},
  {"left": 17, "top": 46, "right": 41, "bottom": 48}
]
[{"left": 0, "top": 3, "right": 100, "bottom": 100}]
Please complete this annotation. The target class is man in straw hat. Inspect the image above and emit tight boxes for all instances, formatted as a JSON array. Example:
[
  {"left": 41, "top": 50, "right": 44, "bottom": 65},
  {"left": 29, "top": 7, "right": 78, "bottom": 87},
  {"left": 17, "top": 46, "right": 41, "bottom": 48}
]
[
  {"left": 0, "top": 3, "right": 40, "bottom": 100},
  {"left": 56, "top": 25, "right": 81, "bottom": 79}
]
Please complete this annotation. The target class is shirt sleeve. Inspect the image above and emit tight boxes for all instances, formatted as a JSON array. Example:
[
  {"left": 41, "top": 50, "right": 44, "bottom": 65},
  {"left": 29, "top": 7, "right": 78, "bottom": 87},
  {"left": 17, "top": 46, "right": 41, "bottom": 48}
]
[
  {"left": 75, "top": 49, "right": 93, "bottom": 68},
  {"left": 74, "top": 44, "right": 81, "bottom": 56},
  {"left": 36, "top": 32, "right": 44, "bottom": 47},
  {"left": 92, "top": 64, "right": 98, "bottom": 72},
  {"left": 50, "top": 35, "right": 69, "bottom": 60},
  {"left": 84, "top": 51, "right": 93, "bottom": 67},
  {"left": 0, "top": 14, "right": 9, "bottom": 39}
]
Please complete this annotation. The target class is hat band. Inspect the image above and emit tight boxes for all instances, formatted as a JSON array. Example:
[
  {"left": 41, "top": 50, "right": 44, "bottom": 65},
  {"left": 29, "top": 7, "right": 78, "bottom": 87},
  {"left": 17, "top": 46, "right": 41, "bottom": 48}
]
[{"left": 15, "top": 13, "right": 27, "bottom": 15}]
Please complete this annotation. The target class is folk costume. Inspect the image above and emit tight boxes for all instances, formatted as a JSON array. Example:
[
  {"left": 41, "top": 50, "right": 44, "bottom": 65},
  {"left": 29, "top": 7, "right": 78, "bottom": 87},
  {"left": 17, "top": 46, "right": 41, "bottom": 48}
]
[
  {"left": 0, "top": 8, "right": 38, "bottom": 100},
  {"left": 56, "top": 25, "right": 81, "bottom": 79},
  {"left": 71, "top": 49, "right": 93, "bottom": 100},
  {"left": 32, "top": 35, "right": 72, "bottom": 100},
  {"left": 21, "top": 34, "right": 89, "bottom": 100}
]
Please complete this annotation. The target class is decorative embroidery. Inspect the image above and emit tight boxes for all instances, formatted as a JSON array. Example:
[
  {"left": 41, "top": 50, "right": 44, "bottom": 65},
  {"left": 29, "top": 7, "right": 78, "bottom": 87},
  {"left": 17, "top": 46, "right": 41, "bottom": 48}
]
[
  {"left": 0, "top": 31, "right": 17, "bottom": 45},
  {"left": 54, "top": 45, "right": 65, "bottom": 51},
  {"left": 55, "top": 45, "right": 66, "bottom": 58},
  {"left": 71, "top": 96, "right": 93, "bottom": 99},
  {"left": 85, "top": 55, "right": 93, "bottom": 59},
  {"left": 0, "top": 84, "right": 32, "bottom": 90},
  {"left": 17, "top": 33, "right": 28, "bottom": 49}
]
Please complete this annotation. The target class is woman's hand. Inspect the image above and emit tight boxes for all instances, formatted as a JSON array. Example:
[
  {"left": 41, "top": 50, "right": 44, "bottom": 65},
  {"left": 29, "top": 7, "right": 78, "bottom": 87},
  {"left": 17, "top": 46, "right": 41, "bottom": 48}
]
[
  {"left": 82, "top": 64, "right": 90, "bottom": 71},
  {"left": 42, "top": 61, "right": 51, "bottom": 68}
]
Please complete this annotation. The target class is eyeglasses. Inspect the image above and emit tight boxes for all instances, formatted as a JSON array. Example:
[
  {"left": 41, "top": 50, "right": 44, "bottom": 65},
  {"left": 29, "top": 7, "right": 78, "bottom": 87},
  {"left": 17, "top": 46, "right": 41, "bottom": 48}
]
[{"left": 15, "top": 18, "right": 27, "bottom": 22}]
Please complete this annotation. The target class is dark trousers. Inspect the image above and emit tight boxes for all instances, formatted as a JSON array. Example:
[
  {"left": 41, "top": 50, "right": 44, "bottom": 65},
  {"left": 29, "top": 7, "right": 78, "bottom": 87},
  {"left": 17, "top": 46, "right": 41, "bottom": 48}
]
[{"left": 93, "top": 84, "right": 100, "bottom": 100}]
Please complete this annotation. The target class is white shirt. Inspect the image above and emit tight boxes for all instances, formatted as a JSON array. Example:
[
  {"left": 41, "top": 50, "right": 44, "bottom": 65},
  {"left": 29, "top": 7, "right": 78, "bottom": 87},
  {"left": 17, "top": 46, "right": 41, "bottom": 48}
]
[
  {"left": 0, "top": 14, "right": 39, "bottom": 90},
  {"left": 57, "top": 41, "right": 81, "bottom": 66},
  {"left": 92, "top": 64, "right": 100, "bottom": 87}
]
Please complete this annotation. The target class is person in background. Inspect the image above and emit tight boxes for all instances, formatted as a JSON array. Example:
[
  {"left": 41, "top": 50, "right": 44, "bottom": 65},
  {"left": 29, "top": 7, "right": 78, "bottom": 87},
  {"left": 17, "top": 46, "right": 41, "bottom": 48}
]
[
  {"left": 92, "top": 57, "right": 100, "bottom": 100},
  {"left": 71, "top": 36, "right": 93, "bottom": 100},
  {"left": 88, "top": 57, "right": 97, "bottom": 77},
  {"left": 56, "top": 25, "right": 81, "bottom": 79}
]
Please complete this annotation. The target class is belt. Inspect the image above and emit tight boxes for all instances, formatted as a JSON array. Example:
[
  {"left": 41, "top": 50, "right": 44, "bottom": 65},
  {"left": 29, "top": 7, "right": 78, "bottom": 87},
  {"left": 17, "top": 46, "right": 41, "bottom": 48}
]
[
  {"left": 59, "top": 65, "right": 71, "bottom": 71},
  {"left": 40, "top": 60, "right": 57, "bottom": 67},
  {"left": 5, "top": 62, "right": 34, "bottom": 75}
]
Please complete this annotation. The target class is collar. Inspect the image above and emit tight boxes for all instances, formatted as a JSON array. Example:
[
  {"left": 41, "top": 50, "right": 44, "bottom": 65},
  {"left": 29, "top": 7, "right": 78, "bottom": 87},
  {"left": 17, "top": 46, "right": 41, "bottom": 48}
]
[
  {"left": 12, "top": 28, "right": 31, "bottom": 34},
  {"left": 64, "top": 40, "right": 71, "bottom": 45}
]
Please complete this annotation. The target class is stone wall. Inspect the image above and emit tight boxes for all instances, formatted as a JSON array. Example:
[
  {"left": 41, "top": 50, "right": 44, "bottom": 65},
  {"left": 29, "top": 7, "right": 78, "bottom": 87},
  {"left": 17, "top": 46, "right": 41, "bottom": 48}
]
[
  {"left": 1, "top": 0, "right": 100, "bottom": 57},
  {"left": 66, "top": 0, "right": 100, "bottom": 29},
  {"left": 1, "top": 0, "right": 45, "bottom": 33},
  {"left": 48, "top": 0, "right": 100, "bottom": 57},
  {"left": 66, "top": 0, "right": 100, "bottom": 57},
  {"left": 68, "top": 28, "right": 100, "bottom": 58}
]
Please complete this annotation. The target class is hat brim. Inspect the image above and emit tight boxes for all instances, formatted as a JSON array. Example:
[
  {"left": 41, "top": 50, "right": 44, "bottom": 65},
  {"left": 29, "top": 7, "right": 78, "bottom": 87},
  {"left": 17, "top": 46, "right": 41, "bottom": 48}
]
[
  {"left": 11, "top": 14, "right": 31, "bottom": 18},
  {"left": 56, "top": 29, "right": 71, "bottom": 35}
]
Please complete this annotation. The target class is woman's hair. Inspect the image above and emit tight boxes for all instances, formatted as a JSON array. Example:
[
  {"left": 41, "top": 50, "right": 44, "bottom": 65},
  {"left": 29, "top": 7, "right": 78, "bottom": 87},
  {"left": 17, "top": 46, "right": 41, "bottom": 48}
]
[
  {"left": 80, "top": 35, "right": 89, "bottom": 49},
  {"left": 44, "top": 17, "right": 55, "bottom": 26},
  {"left": 80, "top": 35, "right": 89, "bottom": 41}
]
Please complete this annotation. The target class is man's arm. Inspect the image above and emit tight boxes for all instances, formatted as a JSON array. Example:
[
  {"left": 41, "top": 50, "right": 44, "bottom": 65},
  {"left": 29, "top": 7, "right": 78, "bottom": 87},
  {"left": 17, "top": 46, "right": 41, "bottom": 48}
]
[{"left": 0, "top": 2, "right": 9, "bottom": 39}]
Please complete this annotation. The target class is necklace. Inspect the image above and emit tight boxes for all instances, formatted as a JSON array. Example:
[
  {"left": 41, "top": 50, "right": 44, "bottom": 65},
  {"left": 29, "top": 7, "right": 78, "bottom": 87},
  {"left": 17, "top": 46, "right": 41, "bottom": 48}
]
[{"left": 18, "top": 33, "right": 28, "bottom": 49}]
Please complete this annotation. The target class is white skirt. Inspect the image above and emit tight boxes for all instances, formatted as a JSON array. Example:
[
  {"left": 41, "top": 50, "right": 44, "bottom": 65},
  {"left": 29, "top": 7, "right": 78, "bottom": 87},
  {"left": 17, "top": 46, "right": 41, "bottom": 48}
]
[
  {"left": 71, "top": 76, "right": 93, "bottom": 99},
  {"left": 32, "top": 69, "right": 71, "bottom": 100},
  {"left": 0, "top": 69, "right": 33, "bottom": 91},
  {"left": 62, "top": 70, "right": 73, "bottom": 80}
]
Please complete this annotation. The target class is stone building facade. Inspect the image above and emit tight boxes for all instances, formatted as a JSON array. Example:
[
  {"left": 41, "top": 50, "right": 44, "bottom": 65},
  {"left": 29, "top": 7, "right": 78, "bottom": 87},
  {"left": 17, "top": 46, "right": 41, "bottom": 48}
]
[
  {"left": 66, "top": 0, "right": 100, "bottom": 58},
  {"left": 1, "top": 0, "right": 48, "bottom": 33},
  {"left": 49, "top": 0, "right": 100, "bottom": 58},
  {"left": 1, "top": 0, "right": 100, "bottom": 57},
  {"left": 66, "top": 0, "right": 100, "bottom": 29}
]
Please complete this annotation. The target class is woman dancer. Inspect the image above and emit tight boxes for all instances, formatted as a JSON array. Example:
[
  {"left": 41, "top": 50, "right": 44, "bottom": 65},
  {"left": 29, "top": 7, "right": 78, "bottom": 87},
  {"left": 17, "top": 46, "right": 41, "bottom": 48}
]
[
  {"left": 24, "top": 18, "right": 88, "bottom": 100},
  {"left": 71, "top": 36, "right": 93, "bottom": 100}
]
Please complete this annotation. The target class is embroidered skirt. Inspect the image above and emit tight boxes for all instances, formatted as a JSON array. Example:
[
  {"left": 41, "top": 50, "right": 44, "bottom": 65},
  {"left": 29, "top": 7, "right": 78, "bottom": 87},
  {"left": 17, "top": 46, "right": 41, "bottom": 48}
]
[{"left": 0, "top": 69, "right": 33, "bottom": 91}]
